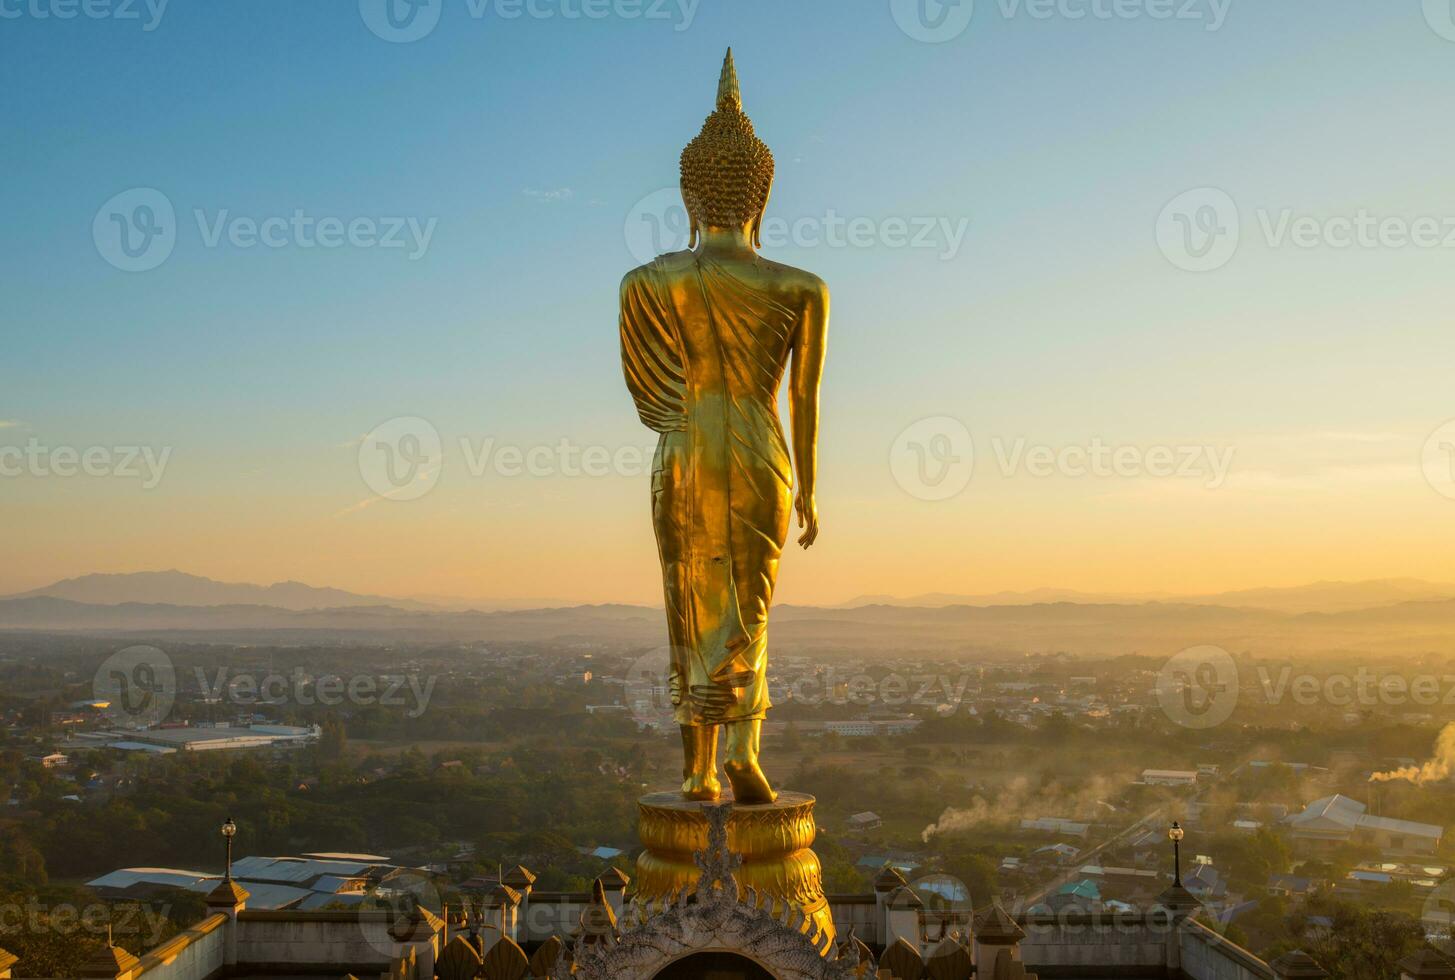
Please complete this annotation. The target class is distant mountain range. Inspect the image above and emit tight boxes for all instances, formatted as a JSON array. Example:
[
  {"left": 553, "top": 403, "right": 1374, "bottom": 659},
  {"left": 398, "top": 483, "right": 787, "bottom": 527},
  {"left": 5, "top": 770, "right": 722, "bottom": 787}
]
[
  {"left": 2, "top": 570, "right": 562, "bottom": 613},
  {"left": 5, "top": 570, "right": 437, "bottom": 611},
  {"left": 839, "top": 579, "right": 1455, "bottom": 615},
  {"left": 4, "top": 571, "right": 1455, "bottom": 656},
  {"left": 11, "top": 571, "right": 1452, "bottom": 616}
]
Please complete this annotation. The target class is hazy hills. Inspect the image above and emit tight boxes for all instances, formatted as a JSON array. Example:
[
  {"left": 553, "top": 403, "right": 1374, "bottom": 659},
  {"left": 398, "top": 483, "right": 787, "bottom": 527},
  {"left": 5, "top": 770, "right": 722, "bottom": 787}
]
[
  {"left": 8, "top": 570, "right": 441, "bottom": 612},
  {"left": 838, "top": 578, "right": 1455, "bottom": 615},
  {"left": 12, "top": 571, "right": 1452, "bottom": 616},
  {"left": 4, "top": 572, "right": 1455, "bottom": 657}
]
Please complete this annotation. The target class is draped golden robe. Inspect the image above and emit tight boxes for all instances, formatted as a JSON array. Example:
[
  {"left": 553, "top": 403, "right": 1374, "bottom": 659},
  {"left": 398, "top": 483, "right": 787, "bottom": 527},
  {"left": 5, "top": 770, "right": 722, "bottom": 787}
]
[{"left": 620, "top": 252, "right": 797, "bottom": 725}]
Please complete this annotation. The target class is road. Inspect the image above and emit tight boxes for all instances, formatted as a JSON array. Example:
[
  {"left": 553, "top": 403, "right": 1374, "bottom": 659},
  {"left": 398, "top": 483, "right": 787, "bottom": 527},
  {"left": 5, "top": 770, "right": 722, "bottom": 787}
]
[{"left": 1018, "top": 805, "right": 1167, "bottom": 910}]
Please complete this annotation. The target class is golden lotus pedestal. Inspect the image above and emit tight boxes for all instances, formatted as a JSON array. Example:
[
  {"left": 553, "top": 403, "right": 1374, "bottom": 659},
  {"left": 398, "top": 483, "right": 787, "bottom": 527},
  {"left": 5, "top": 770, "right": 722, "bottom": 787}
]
[{"left": 634, "top": 791, "right": 834, "bottom": 951}]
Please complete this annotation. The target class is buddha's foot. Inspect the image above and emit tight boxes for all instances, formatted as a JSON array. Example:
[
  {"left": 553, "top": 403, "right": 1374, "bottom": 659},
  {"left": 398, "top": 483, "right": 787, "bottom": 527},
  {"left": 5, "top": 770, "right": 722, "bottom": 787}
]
[
  {"left": 724, "top": 759, "right": 776, "bottom": 804},
  {"left": 680, "top": 723, "right": 721, "bottom": 801},
  {"left": 682, "top": 770, "right": 722, "bottom": 801}
]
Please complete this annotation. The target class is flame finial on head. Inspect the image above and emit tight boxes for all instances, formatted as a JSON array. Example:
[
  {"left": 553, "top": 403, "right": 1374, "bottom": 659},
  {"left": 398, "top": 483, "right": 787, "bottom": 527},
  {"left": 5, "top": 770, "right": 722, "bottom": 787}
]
[
  {"left": 680, "top": 47, "right": 775, "bottom": 241},
  {"left": 717, "top": 47, "right": 741, "bottom": 112}
]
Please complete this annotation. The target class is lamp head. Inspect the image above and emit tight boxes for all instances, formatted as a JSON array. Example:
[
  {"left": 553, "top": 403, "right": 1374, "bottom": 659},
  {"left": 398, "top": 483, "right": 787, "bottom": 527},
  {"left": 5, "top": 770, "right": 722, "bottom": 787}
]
[
  {"left": 222, "top": 817, "right": 237, "bottom": 839},
  {"left": 1168, "top": 821, "right": 1185, "bottom": 842}
]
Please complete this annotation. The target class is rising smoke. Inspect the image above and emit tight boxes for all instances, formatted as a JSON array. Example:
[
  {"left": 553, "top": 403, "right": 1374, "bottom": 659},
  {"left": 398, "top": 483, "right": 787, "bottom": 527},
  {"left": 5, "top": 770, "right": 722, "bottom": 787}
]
[
  {"left": 921, "top": 773, "right": 1127, "bottom": 842},
  {"left": 1369, "top": 723, "right": 1455, "bottom": 785}
]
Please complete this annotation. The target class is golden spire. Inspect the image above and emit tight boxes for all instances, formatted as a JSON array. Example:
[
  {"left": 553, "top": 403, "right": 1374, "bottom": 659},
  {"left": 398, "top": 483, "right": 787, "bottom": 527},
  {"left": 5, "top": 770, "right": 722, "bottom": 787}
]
[{"left": 717, "top": 47, "right": 741, "bottom": 112}]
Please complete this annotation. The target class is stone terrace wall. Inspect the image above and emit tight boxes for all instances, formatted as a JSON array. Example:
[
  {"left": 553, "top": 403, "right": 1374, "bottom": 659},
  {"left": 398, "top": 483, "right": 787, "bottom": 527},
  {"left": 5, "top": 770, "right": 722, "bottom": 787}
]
[
  {"left": 1019, "top": 914, "right": 1172, "bottom": 976},
  {"left": 518, "top": 893, "right": 591, "bottom": 945},
  {"left": 236, "top": 910, "right": 431, "bottom": 976},
  {"left": 134, "top": 914, "right": 227, "bottom": 980},
  {"left": 828, "top": 895, "right": 879, "bottom": 947},
  {"left": 1178, "top": 921, "right": 1274, "bottom": 980}
]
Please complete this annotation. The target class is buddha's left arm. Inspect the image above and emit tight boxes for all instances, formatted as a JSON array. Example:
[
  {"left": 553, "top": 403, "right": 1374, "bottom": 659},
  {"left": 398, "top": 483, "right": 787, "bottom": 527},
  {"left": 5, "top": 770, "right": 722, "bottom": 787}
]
[{"left": 789, "top": 279, "right": 829, "bottom": 548}]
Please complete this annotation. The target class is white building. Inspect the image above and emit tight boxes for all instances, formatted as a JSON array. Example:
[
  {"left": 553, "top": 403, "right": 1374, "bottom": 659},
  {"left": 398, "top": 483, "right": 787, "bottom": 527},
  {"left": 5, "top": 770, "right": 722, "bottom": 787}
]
[
  {"left": 1285, "top": 794, "right": 1443, "bottom": 856},
  {"left": 1140, "top": 769, "right": 1198, "bottom": 787}
]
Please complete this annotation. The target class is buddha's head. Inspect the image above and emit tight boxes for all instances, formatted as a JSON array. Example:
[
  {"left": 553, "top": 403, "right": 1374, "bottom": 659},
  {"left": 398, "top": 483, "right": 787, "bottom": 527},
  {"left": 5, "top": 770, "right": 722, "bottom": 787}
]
[{"left": 680, "top": 48, "right": 775, "bottom": 249}]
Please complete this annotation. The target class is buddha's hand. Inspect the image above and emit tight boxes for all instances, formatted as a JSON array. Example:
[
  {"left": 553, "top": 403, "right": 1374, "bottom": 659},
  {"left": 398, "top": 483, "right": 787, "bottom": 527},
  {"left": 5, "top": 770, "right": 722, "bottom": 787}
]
[{"left": 795, "top": 489, "right": 819, "bottom": 549}]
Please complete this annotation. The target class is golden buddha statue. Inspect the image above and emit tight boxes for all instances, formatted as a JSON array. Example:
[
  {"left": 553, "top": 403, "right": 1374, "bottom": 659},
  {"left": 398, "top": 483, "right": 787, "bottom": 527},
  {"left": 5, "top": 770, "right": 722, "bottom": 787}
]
[{"left": 620, "top": 48, "right": 829, "bottom": 805}]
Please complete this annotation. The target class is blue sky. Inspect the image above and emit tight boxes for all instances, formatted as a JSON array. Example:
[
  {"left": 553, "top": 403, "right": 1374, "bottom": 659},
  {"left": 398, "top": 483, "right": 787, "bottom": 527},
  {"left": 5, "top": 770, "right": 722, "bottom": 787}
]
[{"left": 6, "top": 1, "right": 1455, "bottom": 602}]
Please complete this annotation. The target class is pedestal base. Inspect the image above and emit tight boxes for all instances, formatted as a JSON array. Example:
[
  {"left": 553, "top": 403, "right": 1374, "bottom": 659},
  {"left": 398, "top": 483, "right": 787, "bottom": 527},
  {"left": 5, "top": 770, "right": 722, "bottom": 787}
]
[{"left": 635, "top": 791, "right": 835, "bottom": 950}]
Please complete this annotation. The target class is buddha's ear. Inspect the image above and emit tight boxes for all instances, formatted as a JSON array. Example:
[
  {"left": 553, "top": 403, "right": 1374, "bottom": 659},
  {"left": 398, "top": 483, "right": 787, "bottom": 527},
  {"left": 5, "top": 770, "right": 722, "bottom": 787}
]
[
  {"left": 682, "top": 184, "right": 699, "bottom": 250},
  {"left": 752, "top": 186, "right": 772, "bottom": 250}
]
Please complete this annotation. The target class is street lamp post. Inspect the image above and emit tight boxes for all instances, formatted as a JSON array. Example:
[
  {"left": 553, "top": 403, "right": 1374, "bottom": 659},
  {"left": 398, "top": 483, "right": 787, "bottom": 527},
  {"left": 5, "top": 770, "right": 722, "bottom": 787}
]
[
  {"left": 1168, "top": 821, "right": 1185, "bottom": 887},
  {"left": 221, "top": 817, "right": 237, "bottom": 882}
]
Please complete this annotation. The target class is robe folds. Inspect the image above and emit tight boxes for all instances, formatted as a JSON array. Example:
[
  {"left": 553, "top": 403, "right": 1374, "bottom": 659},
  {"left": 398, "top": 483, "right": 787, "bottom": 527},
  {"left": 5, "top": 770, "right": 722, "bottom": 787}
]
[{"left": 620, "top": 253, "right": 796, "bottom": 725}]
